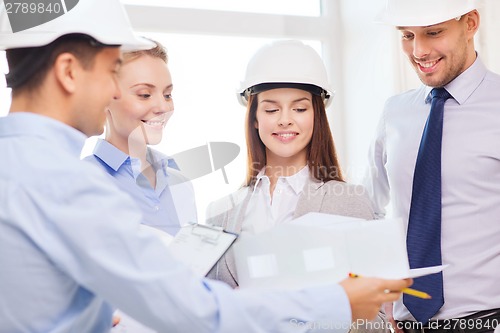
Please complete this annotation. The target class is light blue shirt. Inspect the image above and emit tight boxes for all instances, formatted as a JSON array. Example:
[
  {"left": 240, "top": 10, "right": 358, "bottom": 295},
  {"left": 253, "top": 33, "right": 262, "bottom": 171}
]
[
  {"left": 0, "top": 112, "right": 352, "bottom": 333},
  {"left": 364, "top": 56, "right": 500, "bottom": 320},
  {"left": 84, "top": 139, "right": 197, "bottom": 236}
]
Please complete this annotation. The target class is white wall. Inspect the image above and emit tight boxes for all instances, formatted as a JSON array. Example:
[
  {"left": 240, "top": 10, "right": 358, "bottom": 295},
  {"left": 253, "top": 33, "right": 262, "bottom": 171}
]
[
  {"left": 476, "top": 0, "right": 500, "bottom": 74},
  {"left": 330, "top": 0, "right": 406, "bottom": 182}
]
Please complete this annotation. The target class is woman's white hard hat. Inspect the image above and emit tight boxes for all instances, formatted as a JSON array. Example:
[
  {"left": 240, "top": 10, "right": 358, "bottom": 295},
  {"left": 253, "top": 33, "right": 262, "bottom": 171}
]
[
  {"left": 376, "top": 0, "right": 478, "bottom": 27},
  {"left": 0, "top": 0, "right": 154, "bottom": 51},
  {"left": 237, "top": 40, "right": 334, "bottom": 108}
]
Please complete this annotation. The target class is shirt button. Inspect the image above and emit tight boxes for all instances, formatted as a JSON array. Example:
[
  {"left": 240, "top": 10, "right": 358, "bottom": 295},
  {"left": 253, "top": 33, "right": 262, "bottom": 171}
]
[
  {"left": 154, "top": 206, "right": 160, "bottom": 211},
  {"left": 276, "top": 189, "right": 282, "bottom": 194}
]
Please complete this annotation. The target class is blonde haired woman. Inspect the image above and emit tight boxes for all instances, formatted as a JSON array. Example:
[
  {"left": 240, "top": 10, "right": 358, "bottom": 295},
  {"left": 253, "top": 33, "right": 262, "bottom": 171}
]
[{"left": 85, "top": 40, "right": 196, "bottom": 236}]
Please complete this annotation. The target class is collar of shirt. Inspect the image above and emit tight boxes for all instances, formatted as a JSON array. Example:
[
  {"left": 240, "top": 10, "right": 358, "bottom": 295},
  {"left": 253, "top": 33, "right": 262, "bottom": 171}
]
[
  {"left": 0, "top": 112, "right": 86, "bottom": 156},
  {"left": 92, "top": 139, "right": 179, "bottom": 194},
  {"left": 424, "top": 55, "right": 487, "bottom": 105},
  {"left": 93, "top": 139, "right": 178, "bottom": 174},
  {"left": 243, "top": 166, "right": 310, "bottom": 234},
  {"left": 253, "top": 165, "right": 310, "bottom": 195}
]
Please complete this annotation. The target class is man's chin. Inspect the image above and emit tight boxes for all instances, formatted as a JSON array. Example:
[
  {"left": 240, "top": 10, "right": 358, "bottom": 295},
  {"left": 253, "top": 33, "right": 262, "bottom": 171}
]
[
  {"left": 417, "top": 74, "right": 444, "bottom": 88},
  {"left": 86, "top": 125, "right": 106, "bottom": 138}
]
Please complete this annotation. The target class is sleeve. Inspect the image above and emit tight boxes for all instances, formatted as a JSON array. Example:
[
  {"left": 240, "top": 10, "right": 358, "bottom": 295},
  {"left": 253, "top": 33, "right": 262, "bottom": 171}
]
[
  {"left": 297, "top": 182, "right": 375, "bottom": 221},
  {"left": 362, "top": 104, "right": 391, "bottom": 219},
  {"left": 16, "top": 168, "right": 352, "bottom": 333},
  {"left": 205, "top": 188, "right": 248, "bottom": 228},
  {"left": 343, "top": 183, "right": 376, "bottom": 220},
  {"left": 205, "top": 199, "right": 227, "bottom": 228},
  {"left": 205, "top": 190, "right": 240, "bottom": 227},
  {"left": 205, "top": 198, "right": 227, "bottom": 282},
  {"left": 205, "top": 191, "right": 239, "bottom": 287}
]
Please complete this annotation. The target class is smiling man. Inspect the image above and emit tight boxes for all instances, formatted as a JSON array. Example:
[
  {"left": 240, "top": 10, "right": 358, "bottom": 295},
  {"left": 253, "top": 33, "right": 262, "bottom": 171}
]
[{"left": 364, "top": 0, "right": 500, "bottom": 332}]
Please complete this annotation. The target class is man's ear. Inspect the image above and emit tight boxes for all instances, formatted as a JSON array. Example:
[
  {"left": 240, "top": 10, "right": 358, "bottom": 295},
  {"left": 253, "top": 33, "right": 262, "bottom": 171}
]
[
  {"left": 53, "top": 53, "right": 81, "bottom": 94},
  {"left": 465, "top": 10, "right": 480, "bottom": 37}
]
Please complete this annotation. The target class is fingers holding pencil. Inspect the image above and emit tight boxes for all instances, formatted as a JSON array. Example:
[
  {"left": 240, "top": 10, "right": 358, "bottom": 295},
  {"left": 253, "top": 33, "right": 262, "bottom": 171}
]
[
  {"left": 378, "top": 278, "right": 414, "bottom": 302},
  {"left": 340, "top": 276, "right": 412, "bottom": 321}
]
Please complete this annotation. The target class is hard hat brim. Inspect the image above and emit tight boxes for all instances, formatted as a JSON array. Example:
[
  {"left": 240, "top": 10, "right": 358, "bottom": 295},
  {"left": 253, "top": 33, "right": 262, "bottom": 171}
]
[
  {"left": 0, "top": 30, "right": 155, "bottom": 51},
  {"left": 236, "top": 82, "right": 334, "bottom": 108},
  {"left": 374, "top": 0, "right": 478, "bottom": 27},
  {"left": 0, "top": 0, "right": 155, "bottom": 51}
]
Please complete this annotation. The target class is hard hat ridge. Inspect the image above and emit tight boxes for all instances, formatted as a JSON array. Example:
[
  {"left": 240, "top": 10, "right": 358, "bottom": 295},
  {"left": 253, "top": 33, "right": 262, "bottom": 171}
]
[
  {"left": 0, "top": 0, "right": 154, "bottom": 51},
  {"left": 237, "top": 40, "right": 334, "bottom": 107}
]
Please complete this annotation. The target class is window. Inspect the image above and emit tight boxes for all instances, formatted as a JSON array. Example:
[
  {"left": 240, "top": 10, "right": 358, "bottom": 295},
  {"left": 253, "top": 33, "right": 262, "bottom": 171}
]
[
  {"left": 121, "top": 0, "right": 320, "bottom": 17},
  {"left": 0, "top": 52, "right": 9, "bottom": 117}
]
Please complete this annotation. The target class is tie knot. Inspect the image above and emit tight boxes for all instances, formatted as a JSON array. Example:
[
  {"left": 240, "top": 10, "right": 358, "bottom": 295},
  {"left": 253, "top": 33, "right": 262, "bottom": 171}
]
[{"left": 431, "top": 88, "right": 451, "bottom": 101}]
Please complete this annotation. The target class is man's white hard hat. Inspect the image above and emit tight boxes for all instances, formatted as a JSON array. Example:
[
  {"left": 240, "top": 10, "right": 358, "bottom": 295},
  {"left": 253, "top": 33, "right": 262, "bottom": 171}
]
[
  {"left": 237, "top": 40, "right": 334, "bottom": 108},
  {"left": 0, "top": 0, "right": 154, "bottom": 51},
  {"left": 376, "top": 0, "right": 478, "bottom": 27}
]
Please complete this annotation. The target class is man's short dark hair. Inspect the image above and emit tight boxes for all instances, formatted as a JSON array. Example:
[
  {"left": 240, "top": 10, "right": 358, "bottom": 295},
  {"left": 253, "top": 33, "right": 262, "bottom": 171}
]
[{"left": 6, "top": 34, "right": 112, "bottom": 95}]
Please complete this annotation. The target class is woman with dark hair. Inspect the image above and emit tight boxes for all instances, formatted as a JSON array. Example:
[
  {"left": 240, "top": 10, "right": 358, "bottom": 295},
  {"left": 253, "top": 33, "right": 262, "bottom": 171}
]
[{"left": 206, "top": 40, "right": 374, "bottom": 288}]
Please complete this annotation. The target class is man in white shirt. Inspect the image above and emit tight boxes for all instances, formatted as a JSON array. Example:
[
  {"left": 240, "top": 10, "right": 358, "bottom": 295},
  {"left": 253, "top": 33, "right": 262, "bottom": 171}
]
[{"left": 365, "top": 0, "right": 500, "bottom": 332}]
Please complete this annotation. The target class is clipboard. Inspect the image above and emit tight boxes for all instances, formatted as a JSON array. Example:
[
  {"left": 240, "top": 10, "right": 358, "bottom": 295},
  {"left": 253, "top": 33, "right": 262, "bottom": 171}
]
[{"left": 168, "top": 223, "right": 238, "bottom": 277}]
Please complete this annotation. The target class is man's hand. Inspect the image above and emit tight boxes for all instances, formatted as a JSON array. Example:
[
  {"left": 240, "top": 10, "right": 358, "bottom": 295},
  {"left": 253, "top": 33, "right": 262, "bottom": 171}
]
[
  {"left": 112, "top": 315, "right": 121, "bottom": 327},
  {"left": 383, "top": 302, "right": 404, "bottom": 333},
  {"left": 340, "top": 277, "right": 412, "bottom": 321}
]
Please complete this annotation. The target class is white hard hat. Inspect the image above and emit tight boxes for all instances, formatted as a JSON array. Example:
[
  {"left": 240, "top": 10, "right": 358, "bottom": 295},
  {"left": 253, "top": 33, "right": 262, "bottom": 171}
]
[
  {"left": 0, "top": 0, "right": 154, "bottom": 51},
  {"left": 237, "top": 40, "right": 334, "bottom": 108},
  {"left": 376, "top": 0, "right": 478, "bottom": 27}
]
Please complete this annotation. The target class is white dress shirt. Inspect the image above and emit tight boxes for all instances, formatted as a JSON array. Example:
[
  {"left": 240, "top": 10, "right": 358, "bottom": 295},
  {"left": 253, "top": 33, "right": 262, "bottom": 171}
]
[
  {"left": 364, "top": 56, "right": 500, "bottom": 320},
  {"left": 242, "top": 166, "right": 310, "bottom": 235}
]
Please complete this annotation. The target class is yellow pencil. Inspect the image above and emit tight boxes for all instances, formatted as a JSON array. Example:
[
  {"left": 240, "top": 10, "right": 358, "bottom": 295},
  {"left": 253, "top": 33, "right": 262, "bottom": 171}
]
[
  {"left": 348, "top": 273, "right": 432, "bottom": 299},
  {"left": 401, "top": 287, "right": 431, "bottom": 299}
]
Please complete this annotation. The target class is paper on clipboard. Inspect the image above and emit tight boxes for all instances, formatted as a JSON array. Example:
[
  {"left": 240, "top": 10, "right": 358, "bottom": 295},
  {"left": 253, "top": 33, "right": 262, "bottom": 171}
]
[
  {"left": 140, "top": 223, "right": 237, "bottom": 277},
  {"left": 168, "top": 223, "right": 238, "bottom": 277}
]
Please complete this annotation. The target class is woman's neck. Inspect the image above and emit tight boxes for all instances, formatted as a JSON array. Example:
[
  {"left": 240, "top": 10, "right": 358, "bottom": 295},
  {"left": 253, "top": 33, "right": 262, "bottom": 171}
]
[
  {"left": 105, "top": 133, "right": 156, "bottom": 188},
  {"left": 106, "top": 134, "right": 149, "bottom": 167},
  {"left": 128, "top": 142, "right": 157, "bottom": 189},
  {"left": 106, "top": 135, "right": 157, "bottom": 188},
  {"left": 264, "top": 155, "right": 307, "bottom": 197}
]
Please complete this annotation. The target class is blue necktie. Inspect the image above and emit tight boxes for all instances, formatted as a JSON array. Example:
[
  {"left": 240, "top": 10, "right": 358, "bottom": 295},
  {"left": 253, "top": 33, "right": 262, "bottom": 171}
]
[{"left": 404, "top": 88, "right": 452, "bottom": 323}]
